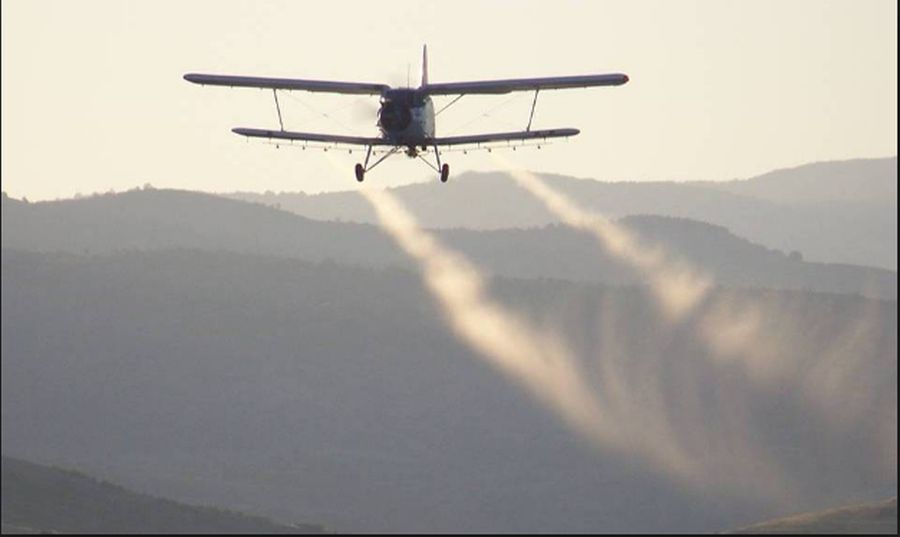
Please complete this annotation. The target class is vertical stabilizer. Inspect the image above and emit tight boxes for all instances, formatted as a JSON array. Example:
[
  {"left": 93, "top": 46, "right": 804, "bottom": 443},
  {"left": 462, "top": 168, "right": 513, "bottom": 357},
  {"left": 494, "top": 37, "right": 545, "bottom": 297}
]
[{"left": 421, "top": 44, "right": 429, "bottom": 87}]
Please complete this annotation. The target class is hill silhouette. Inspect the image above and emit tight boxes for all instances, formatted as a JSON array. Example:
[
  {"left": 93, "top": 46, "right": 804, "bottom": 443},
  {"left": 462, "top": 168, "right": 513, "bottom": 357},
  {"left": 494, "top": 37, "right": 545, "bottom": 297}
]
[
  {"left": 1, "top": 455, "right": 323, "bottom": 533},
  {"left": 3, "top": 248, "right": 895, "bottom": 532},
  {"left": 2, "top": 161, "right": 895, "bottom": 532},
  {"left": 2, "top": 188, "right": 894, "bottom": 300},
  {"left": 700, "top": 158, "right": 897, "bottom": 205},
  {"left": 729, "top": 497, "right": 896, "bottom": 534},
  {"left": 224, "top": 157, "right": 897, "bottom": 269}
]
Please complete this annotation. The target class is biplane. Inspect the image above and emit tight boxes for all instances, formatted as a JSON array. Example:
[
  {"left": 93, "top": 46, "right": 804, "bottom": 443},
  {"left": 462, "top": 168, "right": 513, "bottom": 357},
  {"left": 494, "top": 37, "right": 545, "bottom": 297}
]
[{"left": 184, "top": 46, "right": 628, "bottom": 182}]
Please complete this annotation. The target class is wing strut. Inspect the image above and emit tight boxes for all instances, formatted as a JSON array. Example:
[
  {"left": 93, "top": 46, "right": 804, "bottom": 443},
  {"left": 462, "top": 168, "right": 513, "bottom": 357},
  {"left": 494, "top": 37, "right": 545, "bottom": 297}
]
[
  {"left": 272, "top": 89, "right": 285, "bottom": 131},
  {"left": 526, "top": 89, "right": 539, "bottom": 132}
]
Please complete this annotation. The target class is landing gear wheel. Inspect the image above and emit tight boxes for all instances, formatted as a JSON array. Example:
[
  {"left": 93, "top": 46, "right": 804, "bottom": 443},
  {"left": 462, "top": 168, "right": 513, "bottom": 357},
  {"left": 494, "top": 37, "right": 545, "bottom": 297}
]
[
  {"left": 355, "top": 163, "right": 365, "bottom": 182},
  {"left": 440, "top": 163, "right": 450, "bottom": 183}
]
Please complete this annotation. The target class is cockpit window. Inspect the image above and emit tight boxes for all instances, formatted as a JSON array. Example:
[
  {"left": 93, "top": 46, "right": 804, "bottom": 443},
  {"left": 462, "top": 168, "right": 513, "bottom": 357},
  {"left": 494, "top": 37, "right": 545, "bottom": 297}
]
[{"left": 382, "top": 89, "right": 426, "bottom": 107}]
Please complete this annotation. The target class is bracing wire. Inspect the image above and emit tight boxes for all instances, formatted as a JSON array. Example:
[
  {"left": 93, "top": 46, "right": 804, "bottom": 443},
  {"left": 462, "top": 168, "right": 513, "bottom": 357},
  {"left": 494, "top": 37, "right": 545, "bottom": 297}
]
[
  {"left": 281, "top": 92, "right": 374, "bottom": 135},
  {"left": 442, "top": 92, "right": 528, "bottom": 135}
]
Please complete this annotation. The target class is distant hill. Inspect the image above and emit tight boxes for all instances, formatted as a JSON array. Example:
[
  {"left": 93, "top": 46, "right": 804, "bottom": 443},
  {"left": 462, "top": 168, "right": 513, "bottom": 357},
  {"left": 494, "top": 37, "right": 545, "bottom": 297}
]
[
  {"left": 729, "top": 497, "right": 896, "bottom": 534},
  {"left": 3, "top": 248, "right": 896, "bottom": 532},
  {"left": 1, "top": 455, "right": 323, "bottom": 534},
  {"left": 698, "top": 158, "right": 898, "bottom": 205},
  {"left": 2, "top": 189, "right": 894, "bottom": 300},
  {"left": 224, "top": 157, "right": 897, "bottom": 269}
]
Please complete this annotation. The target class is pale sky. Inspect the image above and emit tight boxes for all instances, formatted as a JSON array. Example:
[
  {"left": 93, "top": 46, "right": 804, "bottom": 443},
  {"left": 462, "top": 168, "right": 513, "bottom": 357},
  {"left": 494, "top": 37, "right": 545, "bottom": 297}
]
[{"left": 1, "top": 0, "right": 896, "bottom": 200}]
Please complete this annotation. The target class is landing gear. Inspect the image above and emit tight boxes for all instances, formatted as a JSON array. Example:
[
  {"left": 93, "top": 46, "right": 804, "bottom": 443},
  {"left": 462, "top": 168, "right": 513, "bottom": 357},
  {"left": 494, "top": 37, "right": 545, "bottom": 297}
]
[
  {"left": 433, "top": 144, "right": 450, "bottom": 184},
  {"left": 354, "top": 145, "right": 400, "bottom": 183},
  {"left": 354, "top": 143, "right": 450, "bottom": 183},
  {"left": 355, "top": 146, "right": 370, "bottom": 182}
]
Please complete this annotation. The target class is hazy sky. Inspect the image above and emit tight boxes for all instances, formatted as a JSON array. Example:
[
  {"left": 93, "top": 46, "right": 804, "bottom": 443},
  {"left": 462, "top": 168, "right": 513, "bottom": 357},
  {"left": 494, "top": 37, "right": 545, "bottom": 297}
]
[{"left": 2, "top": 0, "right": 896, "bottom": 200}]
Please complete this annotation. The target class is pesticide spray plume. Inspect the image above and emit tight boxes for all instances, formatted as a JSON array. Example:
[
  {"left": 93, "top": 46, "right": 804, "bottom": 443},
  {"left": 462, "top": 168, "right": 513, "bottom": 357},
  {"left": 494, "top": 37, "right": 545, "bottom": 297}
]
[
  {"left": 492, "top": 153, "right": 712, "bottom": 320},
  {"left": 491, "top": 154, "right": 896, "bottom": 477},
  {"left": 357, "top": 184, "right": 611, "bottom": 446},
  {"left": 324, "top": 150, "right": 798, "bottom": 501},
  {"left": 351, "top": 183, "right": 756, "bottom": 489}
]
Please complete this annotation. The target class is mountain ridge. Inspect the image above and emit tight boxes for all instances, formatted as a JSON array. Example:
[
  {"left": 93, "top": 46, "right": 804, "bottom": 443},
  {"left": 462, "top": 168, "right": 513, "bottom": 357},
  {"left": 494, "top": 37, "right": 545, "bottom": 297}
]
[
  {"left": 221, "top": 157, "right": 897, "bottom": 269},
  {"left": 2, "top": 188, "right": 894, "bottom": 300},
  {"left": 1, "top": 455, "right": 324, "bottom": 533},
  {"left": 728, "top": 496, "right": 896, "bottom": 534}
]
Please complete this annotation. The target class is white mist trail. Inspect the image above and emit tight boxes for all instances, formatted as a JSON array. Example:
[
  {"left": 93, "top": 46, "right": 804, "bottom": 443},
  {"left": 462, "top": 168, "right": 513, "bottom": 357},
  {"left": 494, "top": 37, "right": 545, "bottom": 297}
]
[
  {"left": 493, "top": 153, "right": 711, "bottom": 320},
  {"left": 491, "top": 155, "right": 896, "bottom": 474},
  {"left": 358, "top": 185, "right": 615, "bottom": 452},
  {"left": 346, "top": 177, "right": 793, "bottom": 500}
]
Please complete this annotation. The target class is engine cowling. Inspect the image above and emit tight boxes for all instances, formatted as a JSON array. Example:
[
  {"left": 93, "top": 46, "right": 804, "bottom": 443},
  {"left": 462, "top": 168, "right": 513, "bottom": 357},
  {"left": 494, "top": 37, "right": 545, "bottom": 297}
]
[{"left": 378, "top": 100, "right": 412, "bottom": 133}]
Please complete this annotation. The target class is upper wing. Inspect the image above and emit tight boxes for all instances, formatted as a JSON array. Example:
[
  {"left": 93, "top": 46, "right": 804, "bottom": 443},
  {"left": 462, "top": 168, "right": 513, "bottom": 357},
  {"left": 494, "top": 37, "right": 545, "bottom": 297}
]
[
  {"left": 232, "top": 127, "right": 391, "bottom": 146},
  {"left": 431, "top": 128, "right": 579, "bottom": 146},
  {"left": 184, "top": 73, "right": 389, "bottom": 95},
  {"left": 422, "top": 73, "right": 628, "bottom": 95}
]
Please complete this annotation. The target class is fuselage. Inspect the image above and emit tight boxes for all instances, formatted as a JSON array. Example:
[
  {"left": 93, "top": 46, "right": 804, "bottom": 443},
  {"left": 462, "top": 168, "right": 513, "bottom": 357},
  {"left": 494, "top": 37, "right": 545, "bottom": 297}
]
[{"left": 377, "top": 88, "right": 435, "bottom": 154}]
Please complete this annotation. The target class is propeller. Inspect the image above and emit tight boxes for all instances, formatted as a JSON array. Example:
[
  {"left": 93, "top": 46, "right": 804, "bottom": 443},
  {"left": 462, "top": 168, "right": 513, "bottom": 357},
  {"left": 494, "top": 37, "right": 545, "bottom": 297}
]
[{"left": 349, "top": 97, "right": 379, "bottom": 127}]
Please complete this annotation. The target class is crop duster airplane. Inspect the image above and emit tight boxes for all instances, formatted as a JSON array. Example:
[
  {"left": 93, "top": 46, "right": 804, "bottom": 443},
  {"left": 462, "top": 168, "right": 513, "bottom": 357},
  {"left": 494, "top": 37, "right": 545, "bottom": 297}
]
[{"left": 184, "top": 46, "right": 628, "bottom": 183}]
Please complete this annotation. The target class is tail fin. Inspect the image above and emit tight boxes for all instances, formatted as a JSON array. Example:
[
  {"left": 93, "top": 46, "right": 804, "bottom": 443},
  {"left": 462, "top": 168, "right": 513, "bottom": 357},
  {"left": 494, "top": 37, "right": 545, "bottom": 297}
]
[{"left": 421, "top": 44, "right": 429, "bottom": 86}]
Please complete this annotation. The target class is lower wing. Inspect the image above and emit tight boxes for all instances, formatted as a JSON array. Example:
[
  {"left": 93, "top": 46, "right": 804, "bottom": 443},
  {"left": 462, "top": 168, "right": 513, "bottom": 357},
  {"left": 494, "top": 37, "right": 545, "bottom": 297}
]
[
  {"left": 231, "top": 128, "right": 390, "bottom": 146},
  {"left": 431, "top": 128, "right": 579, "bottom": 146},
  {"left": 231, "top": 127, "right": 579, "bottom": 147}
]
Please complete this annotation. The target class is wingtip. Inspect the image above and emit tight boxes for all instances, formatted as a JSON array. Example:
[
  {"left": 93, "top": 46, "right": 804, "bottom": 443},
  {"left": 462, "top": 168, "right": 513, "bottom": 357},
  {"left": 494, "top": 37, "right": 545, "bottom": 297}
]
[{"left": 232, "top": 127, "right": 258, "bottom": 137}]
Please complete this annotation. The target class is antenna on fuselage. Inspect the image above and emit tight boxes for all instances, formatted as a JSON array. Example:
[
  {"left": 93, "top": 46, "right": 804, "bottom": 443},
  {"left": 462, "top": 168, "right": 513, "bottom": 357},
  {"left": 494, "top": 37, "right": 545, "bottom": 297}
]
[{"left": 421, "top": 44, "right": 428, "bottom": 86}]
